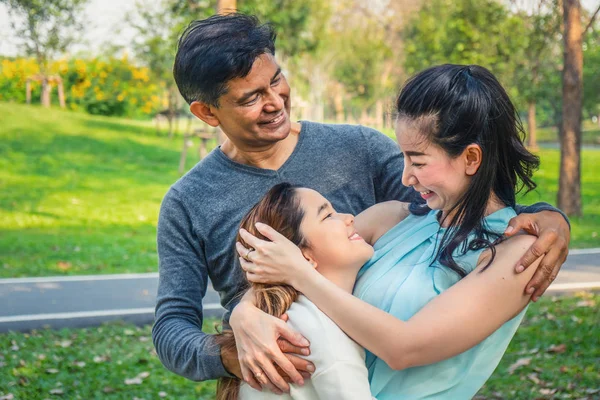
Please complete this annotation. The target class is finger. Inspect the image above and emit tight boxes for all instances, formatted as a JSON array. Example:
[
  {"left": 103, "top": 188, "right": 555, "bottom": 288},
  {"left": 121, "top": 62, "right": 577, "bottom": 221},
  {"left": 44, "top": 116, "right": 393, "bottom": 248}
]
[
  {"left": 255, "top": 367, "right": 284, "bottom": 395},
  {"left": 268, "top": 350, "right": 304, "bottom": 387},
  {"left": 515, "top": 231, "right": 557, "bottom": 273},
  {"left": 239, "top": 228, "right": 270, "bottom": 249},
  {"left": 241, "top": 363, "right": 262, "bottom": 391},
  {"left": 279, "top": 313, "right": 289, "bottom": 322},
  {"left": 530, "top": 246, "right": 564, "bottom": 301},
  {"left": 239, "top": 257, "right": 255, "bottom": 273},
  {"left": 278, "top": 338, "right": 310, "bottom": 356},
  {"left": 523, "top": 254, "right": 556, "bottom": 300},
  {"left": 258, "top": 356, "right": 291, "bottom": 393},
  {"left": 255, "top": 222, "right": 290, "bottom": 243},
  {"left": 278, "top": 322, "right": 310, "bottom": 348},
  {"left": 246, "top": 271, "right": 268, "bottom": 283},
  {"left": 504, "top": 214, "right": 531, "bottom": 237},
  {"left": 236, "top": 241, "right": 251, "bottom": 258},
  {"left": 285, "top": 354, "right": 315, "bottom": 374}
]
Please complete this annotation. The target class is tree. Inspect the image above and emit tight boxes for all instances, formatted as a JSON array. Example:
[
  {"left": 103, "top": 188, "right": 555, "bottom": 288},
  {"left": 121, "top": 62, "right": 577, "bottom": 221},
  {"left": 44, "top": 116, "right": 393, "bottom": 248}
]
[
  {"left": 510, "top": 0, "right": 562, "bottom": 150},
  {"left": 1, "top": 0, "right": 88, "bottom": 107},
  {"left": 558, "top": 0, "right": 600, "bottom": 216}
]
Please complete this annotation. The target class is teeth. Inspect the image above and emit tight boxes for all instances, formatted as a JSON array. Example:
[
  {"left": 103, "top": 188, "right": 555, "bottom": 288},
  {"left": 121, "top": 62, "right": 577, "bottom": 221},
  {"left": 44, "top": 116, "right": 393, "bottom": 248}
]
[
  {"left": 349, "top": 233, "right": 360, "bottom": 240},
  {"left": 420, "top": 190, "right": 432, "bottom": 195}
]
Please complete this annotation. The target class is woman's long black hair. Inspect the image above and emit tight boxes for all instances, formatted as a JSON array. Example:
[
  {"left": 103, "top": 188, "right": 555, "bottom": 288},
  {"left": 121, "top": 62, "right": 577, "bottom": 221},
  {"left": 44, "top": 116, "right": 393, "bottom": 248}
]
[{"left": 397, "top": 64, "right": 539, "bottom": 277}]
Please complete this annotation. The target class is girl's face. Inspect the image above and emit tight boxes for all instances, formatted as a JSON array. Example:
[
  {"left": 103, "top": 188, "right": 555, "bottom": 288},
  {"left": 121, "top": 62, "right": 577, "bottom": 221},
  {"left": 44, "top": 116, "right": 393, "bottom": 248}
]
[
  {"left": 396, "top": 118, "right": 475, "bottom": 219},
  {"left": 295, "top": 188, "right": 374, "bottom": 271}
]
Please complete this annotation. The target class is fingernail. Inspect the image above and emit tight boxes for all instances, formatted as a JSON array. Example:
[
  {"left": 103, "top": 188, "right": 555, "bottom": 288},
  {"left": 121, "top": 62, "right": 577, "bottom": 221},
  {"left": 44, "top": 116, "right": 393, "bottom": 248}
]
[
  {"left": 296, "top": 379, "right": 305, "bottom": 386},
  {"left": 505, "top": 226, "right": 514, "bottom": 234},
  {"left": 516, "top": 265, "right": 524, "bottom": 273},
  {"left": 301, "top": 348, "right": 310, "bottom": 355},
  {"left": 300, "top": 338, "right": 310, "bottom": 346},
  {"left": 527, "top": 287, "right": 535, "bottom": 294},
  {"left": 255, "top": 222, "right": 263, "bottom": 227},
  {"left": 306, "top": 364, "right": 315, "bottom": 372}
]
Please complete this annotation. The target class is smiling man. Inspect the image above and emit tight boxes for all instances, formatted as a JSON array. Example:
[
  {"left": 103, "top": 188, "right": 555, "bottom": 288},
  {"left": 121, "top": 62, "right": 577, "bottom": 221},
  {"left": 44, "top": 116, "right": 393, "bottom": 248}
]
[{"left": 152, "top": 13, "right": 570, "bottom": 393}]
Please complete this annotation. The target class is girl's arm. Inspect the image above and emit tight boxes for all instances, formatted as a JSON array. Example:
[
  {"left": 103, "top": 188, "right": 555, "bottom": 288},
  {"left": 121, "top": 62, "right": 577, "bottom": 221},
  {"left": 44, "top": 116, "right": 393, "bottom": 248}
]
[
  {"left": 240, "top": 228, "right": 540, "bottom": 370},
  {"left": 354, "top": 201, "right": 410, "bottom": 245}
]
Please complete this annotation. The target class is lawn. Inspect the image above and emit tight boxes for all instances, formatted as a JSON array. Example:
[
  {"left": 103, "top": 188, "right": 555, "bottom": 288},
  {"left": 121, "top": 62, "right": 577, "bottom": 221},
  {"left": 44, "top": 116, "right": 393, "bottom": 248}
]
[
  {"left": 1, "top": 102, "right": 599, "bottom": 278},
  {"left": 0, "top": 291, "right": 597, "bottom": 399}
]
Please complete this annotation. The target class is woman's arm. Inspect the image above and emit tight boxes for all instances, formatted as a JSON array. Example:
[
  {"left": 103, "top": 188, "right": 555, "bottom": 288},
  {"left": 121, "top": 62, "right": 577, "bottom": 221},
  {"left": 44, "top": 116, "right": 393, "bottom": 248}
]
[
  {"left": 354, "top": 201, "right": 410, "bottom": 245},
  {"left": 240, "top": 227, "right": 541, "bottom": 370}
]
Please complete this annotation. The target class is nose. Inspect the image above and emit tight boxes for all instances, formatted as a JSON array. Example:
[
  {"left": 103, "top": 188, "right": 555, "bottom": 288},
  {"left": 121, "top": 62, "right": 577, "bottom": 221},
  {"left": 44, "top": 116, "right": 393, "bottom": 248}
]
[
  {"left": 263, "top": 87, "right": 285, "bottom": 113},
  {"left": 402, "top": 163, "right": 417, "bottom": 188},
  {"left": 340, "top": 213, "right": 355, "bottom": 226}
]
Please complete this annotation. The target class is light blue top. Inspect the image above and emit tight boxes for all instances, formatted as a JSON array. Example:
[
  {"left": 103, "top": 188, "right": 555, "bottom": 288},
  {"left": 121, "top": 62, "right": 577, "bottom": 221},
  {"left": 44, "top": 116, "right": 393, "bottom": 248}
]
[{"left": 353, "top": 207, "right": 528, "bottom": 399}]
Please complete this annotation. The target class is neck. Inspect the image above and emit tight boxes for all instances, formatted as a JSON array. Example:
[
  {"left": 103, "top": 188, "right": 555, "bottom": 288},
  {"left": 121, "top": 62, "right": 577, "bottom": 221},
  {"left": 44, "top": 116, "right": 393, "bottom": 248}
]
[
  {"left": 221, "top": 122, "right": 301, "bottom": 170},
  {"left": 440, "top": 192, "right": 505, "bottom": 228},
  {"left": 316, "top": 265, "right": 360, "bottom": 294}
]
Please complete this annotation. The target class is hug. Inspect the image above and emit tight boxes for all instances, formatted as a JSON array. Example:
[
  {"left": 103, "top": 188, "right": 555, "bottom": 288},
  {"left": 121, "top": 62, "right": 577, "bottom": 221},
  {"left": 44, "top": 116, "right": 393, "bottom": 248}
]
[{"left": 153, "top": 13, "right": 570, "bottom": 400}]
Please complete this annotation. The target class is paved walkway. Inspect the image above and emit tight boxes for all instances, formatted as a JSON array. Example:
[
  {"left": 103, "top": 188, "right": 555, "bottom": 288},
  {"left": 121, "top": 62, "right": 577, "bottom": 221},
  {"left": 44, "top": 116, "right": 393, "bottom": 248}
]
[{"left": 1, "top": 249, "right": 599, "bottom": 333}]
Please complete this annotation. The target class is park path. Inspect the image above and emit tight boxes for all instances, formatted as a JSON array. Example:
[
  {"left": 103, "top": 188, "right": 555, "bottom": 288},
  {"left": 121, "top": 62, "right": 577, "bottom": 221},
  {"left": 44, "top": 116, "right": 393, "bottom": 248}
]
[{"left": 1, "top": 249, "right": 599, "bottom": 333}]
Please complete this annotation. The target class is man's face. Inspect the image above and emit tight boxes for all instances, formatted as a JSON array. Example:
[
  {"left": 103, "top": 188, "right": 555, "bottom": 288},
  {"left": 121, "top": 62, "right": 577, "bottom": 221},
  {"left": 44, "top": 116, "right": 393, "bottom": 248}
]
[{"left": 212, "top": 53, "right": 292, "bottom": 147}]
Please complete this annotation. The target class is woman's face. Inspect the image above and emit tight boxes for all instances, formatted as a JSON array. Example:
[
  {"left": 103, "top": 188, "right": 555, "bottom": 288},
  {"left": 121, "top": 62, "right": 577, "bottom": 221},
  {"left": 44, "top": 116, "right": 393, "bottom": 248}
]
[
  {"left": 396, "top": 118, "right": 473, "bottom": 217},
  {"left": 295, "top": 188, "right": 374, "bottom": 271}
]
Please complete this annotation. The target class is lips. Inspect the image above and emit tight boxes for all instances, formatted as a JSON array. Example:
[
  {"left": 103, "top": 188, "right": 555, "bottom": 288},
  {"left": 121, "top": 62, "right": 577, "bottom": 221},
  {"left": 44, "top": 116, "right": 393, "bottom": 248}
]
[
  {"left": 348, "top": 232, "right": 364, "bottom": 241},
  {"left": 259, "top": 112, "right": 286, "bottom": 127}
]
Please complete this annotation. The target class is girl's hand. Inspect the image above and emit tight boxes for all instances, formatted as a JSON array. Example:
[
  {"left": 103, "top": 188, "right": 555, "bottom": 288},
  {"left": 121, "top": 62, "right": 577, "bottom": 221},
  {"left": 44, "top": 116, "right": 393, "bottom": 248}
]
[
  {"left": 229, "top": 301, "right": 311, "bottom": 394},
  {"left": 237, "top": 222, "right": 315, "bottom": 287}
]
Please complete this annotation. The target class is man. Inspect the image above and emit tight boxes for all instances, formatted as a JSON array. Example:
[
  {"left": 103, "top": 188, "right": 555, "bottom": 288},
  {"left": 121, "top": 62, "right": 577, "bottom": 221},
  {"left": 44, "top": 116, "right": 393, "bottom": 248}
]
[{"left": 153, "top": 13, "right": 570, "bottom": 394}]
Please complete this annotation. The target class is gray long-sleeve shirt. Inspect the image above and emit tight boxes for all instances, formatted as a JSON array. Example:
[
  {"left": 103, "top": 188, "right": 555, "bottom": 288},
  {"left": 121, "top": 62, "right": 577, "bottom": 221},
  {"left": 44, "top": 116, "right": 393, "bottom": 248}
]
[{"left": 152, "top": 121, "right": 560, "bottom": 381}]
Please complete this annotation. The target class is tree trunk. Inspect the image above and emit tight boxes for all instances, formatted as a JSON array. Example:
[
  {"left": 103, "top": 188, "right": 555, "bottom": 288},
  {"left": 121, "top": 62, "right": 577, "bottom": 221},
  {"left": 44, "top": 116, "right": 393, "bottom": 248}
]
[
  {"left": 41, "top": 77, "right": 51, "bottom": 108},
  {"left": 375, "top": 100, "right": 384, "bottom": 130},
  {"left": 558, "top": 0, "right": 583, "bottom": 216},
  {"left": 167, "top": 86, "right": 176, "bottom": 139},
  {"left": 217, "top": 0, "right": 236, "bottom": 13},
  {"left": 334, "top": 84, "right": 345, "bottom": 123},
  {"left": 57, "top": 80, "right": 66, "bottom": 108},
  {"left": 527, "top": 101, "right": 538, "bottom": 151}
]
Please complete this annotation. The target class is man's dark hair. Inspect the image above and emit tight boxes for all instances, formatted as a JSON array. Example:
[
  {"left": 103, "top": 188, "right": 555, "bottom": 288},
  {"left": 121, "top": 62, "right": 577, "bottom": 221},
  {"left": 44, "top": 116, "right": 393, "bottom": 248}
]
[{"left": 173, "top": 13, "right": 277, "bottom": 107}]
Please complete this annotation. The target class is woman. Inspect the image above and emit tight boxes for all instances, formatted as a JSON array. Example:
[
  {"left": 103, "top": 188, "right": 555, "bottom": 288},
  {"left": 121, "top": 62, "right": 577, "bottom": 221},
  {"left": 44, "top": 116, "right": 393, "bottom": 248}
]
[
  {"left": 216, "top": 183, "right": 377, "bottom": 400},
  {"left": 231, "top": 64, "right": 544, "bottom": 399}
]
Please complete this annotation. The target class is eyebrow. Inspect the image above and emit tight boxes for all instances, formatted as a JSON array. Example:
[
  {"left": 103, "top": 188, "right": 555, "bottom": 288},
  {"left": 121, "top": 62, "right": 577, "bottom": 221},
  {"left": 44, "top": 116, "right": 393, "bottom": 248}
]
[
  {"left": 404, "top": 150, "right": 427, "bottom": 157},
  {"left": 317, "top": 202, "right": 330, "bottom": 217},
  {"left": 237, "top": 68, "right": 282, "bottom": 104}
]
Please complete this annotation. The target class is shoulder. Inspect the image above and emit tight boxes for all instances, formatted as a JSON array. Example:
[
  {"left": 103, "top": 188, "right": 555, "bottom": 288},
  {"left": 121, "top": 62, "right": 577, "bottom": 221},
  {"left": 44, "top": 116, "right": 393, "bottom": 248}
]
[
  {"left": 356, "top": 201, "right": 410, "bottom": 244},
  {"left": 286, "top": 296, "right": 365, "bottom": 364},
  {"left": 303, "top": 121, "right": 390, "bottom": 143}
]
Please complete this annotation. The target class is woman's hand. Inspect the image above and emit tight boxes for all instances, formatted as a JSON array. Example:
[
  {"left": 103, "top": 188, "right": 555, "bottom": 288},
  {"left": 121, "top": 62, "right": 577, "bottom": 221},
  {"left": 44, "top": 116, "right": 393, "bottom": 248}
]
[
  {"left": 237, "top": 223, "right": 315, "bottom": 287},
  {"left": 229, "top": 301, "right": 312, "bottom": 394}
]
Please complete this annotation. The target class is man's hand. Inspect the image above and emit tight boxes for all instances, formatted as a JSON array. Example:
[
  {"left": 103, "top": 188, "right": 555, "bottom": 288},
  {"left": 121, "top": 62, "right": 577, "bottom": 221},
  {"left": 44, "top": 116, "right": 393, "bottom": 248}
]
[
  {"left": 230, "top": 301, "right": 312, "bottom": 394},
  {"left": 505, "top": 210, "right": 570, "bottom": 301}
]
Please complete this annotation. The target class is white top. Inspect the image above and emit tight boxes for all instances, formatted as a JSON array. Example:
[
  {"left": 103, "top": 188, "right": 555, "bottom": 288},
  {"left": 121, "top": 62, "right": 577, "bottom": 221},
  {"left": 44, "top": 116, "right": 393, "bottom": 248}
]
[{"left": 239, "top": 295, "right": 375, "bottom": 400}]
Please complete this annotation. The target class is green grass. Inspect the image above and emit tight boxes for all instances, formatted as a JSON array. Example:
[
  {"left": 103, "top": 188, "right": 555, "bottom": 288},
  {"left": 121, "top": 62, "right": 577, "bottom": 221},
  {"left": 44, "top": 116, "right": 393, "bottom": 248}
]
[
  {"left": 1, "top": 102, "right": 599, "bottom": 278},
  {"left": 0, "top": 292, "right": 597, "bottom": 399}
]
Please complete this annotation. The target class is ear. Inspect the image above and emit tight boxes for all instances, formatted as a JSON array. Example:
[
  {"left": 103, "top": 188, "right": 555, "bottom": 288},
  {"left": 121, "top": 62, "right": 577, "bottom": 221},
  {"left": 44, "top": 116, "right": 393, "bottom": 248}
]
[
  {"left": 301, "top": 250, "right": 318, "bottom": 270},
  {"left": 190, "top": 101, "right": 220, "bottom": 127},
  {"left": 464, "top": 144, "right": 482, "bottom": 176}
]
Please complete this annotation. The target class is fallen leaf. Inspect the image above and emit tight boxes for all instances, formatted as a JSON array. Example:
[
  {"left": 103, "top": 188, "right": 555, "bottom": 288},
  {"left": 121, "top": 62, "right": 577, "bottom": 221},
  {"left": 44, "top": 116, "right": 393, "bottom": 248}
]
[
  {"left": 59, "top": 340, "right": 72, "bottom": 348},
  {"left": 159, "top": 392, "right": 167, "bottom": 398},
  {"left": 560, "top": 366, "right": 569, "bottom": 373},
  {"left": 576, "top": 300, "right": 596, "bottom": 308},
  {"left": 586, "top": 388, "right": 600, "bottom": 394},
  {"left": 49, "top": 388, "right": 64, "bottom": 395},
  {"left": 137, "top": 371, "right": 150, "bottom": 379},
  {"left": 124, "top": 377, "right": 143, "bottom": 385},
  {"left": 46, "top": 369, "right": 59, "bottom": 374},
  {"left": 539, "top": 388, "right": 557, "bottom": 395},
  {"left": 527, "top": 373, "right": 541, "bottom": 385},
  {"left": 0, "top": 394, "right": 14, "bottom": 400},
  {"left": 102, "top": 387, "right": 115, "bottom": 393},
  {"left": 508, "top": 357, "right": 531, "bottom": 374},
  {"left": 124, "top": 329, "right": 135, "bottom": 336},
  {"left": 56, "top": 261, "right": 71, "bottom": 271},
  {"left": 571, "top": 316, "right": 582, "bottom": 323},
  {"left": 548, "top": 344, "right": 567, "bottom": 354},
  {"left": 74, "top": 361, "right": 85, "bottom": 368}
]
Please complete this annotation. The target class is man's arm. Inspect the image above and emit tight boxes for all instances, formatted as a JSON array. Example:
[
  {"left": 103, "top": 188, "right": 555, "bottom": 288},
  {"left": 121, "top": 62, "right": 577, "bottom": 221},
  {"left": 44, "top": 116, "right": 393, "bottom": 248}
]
[{"left": 152, "top": 188, "right": 230, "bottom": 381}]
